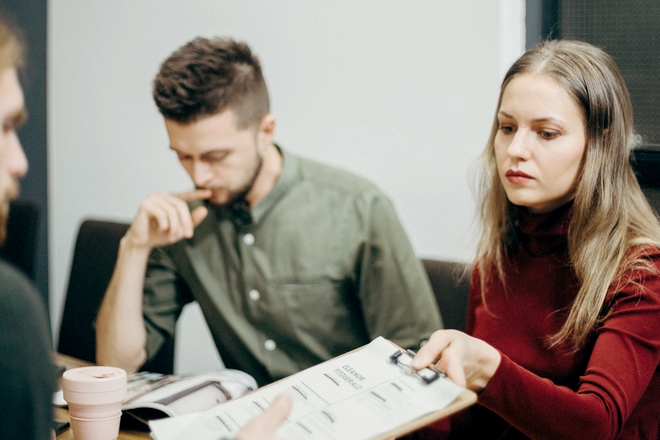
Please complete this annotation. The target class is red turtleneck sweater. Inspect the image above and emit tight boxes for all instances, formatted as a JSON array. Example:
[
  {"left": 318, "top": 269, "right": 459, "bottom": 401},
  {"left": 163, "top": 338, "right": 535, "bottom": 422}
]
[{"left": 409, "top": 203, "right": 660, "bottom": 439}]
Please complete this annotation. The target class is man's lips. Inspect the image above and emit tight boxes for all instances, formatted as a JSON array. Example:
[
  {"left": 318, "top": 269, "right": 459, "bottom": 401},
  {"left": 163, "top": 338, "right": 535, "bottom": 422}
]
[{"left": 505, "top": 170, "right": 533, "bottom": 184}]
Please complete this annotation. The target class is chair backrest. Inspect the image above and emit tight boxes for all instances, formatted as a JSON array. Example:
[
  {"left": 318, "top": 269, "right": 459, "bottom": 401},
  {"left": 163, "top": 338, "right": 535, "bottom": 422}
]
[
  {"left": 641, "top": 186, "right": 660, "bottom": 217},
  {"left": 632, "top": 147, "right": 660, "bottom": 216},
  {"left": 421, "top": 259, "right": 470, "bottom": 331},
  {"left": 0, "top": 199, "right": 39, "bottom": 280},
  {"left": 57, "top": 219, "right": 175, "bottom": 374}
]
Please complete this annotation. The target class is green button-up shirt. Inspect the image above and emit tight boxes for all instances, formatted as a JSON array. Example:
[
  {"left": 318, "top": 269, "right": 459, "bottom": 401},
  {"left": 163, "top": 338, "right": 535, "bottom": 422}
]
[{"left": 143, "top": 148, "right": 442, "bottom": 385}]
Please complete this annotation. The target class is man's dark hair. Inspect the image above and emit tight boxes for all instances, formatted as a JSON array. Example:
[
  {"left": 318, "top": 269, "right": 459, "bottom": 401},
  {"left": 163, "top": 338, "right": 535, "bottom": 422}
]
[{"left": 153, "top": 37, "right": 269, "bottom": 128}]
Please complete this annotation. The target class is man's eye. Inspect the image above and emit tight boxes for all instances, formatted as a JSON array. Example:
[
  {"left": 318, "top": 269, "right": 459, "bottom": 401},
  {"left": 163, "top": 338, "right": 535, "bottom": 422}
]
[{"left": 204, "top": 154, "right": 228, "bottom": 163}]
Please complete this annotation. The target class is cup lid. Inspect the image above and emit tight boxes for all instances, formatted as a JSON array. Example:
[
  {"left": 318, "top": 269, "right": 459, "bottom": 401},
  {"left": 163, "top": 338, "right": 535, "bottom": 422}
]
[{"left": 62, "top": 366, "right": 127, "bottom": 393}]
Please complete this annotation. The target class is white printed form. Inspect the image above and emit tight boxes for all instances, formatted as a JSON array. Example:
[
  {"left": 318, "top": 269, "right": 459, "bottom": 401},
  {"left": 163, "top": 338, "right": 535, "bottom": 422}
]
[{"left": 150, "top": 337, "right": 465, "bottom": 440}]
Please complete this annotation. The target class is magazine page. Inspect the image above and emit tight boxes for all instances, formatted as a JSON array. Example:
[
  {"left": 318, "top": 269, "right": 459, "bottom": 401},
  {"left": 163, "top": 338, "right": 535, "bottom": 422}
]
[
  {"left": 121, "top": 369, "right": 257, "bottom": 426},
  {"left": 150, "top": 337, "right": 472, "bottom": 440}
]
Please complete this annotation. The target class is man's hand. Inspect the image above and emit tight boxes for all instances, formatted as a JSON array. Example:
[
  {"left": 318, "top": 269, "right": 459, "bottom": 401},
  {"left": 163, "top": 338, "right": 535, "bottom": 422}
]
[
  {"left": 125, "top": 189, "right": 211, "bottom": 250},
  {"left": 236, "top": 393, "right": 293, "bottom": 440},
  {"left": 95, "top": 188, "right": 210, "bottom": 372}
]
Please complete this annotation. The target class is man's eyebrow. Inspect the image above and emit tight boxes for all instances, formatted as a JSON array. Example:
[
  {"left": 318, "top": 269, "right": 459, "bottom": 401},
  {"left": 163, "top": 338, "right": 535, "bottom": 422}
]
[
  {"left": 169, "top": 147, "right": 232, "bottom": 156},
  {"left": 201, "top": 149, "right": 230, "bottom": 156}
]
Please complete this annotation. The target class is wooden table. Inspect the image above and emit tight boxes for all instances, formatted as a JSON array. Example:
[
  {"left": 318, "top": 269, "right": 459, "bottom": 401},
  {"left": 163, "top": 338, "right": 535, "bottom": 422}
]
[{"left": 53, "top": 353, "right": 151, "bottom": 440}]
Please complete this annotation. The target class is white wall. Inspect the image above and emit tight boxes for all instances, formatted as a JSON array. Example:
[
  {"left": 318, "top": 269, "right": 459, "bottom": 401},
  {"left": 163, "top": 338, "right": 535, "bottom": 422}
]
[{"left": 49, "top": 0, "right": 524, "bottom": 373}]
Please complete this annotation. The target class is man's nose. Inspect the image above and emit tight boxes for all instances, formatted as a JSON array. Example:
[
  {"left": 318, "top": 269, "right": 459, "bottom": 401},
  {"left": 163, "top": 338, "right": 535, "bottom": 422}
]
[{"left": 191, "top": 161, "right": 213, "bottom": 187}]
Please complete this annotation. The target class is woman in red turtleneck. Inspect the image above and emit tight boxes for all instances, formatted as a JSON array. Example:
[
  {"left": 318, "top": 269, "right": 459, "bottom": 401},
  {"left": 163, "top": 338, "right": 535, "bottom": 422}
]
[{"left": 408, "top": 40, "right": 660, "bottom": 440}]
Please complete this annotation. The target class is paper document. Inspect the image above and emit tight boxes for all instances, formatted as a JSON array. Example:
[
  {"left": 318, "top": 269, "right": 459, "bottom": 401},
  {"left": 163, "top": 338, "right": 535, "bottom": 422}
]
[{"left": 150, "top": 337, "right": 467, "bottom": 440}]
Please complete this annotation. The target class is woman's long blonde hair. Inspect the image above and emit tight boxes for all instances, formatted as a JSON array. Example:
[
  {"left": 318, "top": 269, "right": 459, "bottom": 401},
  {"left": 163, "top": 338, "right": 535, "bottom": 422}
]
[{"left": 475, "top": 40, "right": 660, "bottom": 350}]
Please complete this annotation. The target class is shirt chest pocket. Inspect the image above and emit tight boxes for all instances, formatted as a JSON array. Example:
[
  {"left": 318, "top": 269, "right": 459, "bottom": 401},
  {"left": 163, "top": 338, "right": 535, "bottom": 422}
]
[
  {"left": 267, "top": 279, "right": 360, "bottom": 337},
  {"left": 272, "top": 279, "right": 340, "bottom": 310}
]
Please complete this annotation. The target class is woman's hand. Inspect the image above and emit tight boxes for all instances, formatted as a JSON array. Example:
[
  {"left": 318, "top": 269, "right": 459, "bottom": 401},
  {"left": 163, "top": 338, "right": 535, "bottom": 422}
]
[{"left": 411, "top": 329, "right": 501, "bottom": 392}]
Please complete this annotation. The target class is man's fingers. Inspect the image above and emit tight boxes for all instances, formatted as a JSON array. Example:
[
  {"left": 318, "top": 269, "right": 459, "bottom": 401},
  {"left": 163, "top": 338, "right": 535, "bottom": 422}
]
[
  {"left": 146, "top": 191, "right": 208, "bottom": 239},
  {"left": 237, "top": 393, "right": 292, "bottom": 440},
  {"left": 141, "top": 197, "right": 173, "bottom": 232},
  {"left": 262, "top": 394, "right": 293, "bottom": 427},
  {"left": 129, "top": 190, "right": 209, "bottom": 248},
  {"left": 175, "top": 188, "right": 213, "bottom": 202},
  {"left": 148, "top": 194, "right": 190, "bottom": 238},
  {"left": 190, "top": 205, "right": 209, "bottom": 229}
]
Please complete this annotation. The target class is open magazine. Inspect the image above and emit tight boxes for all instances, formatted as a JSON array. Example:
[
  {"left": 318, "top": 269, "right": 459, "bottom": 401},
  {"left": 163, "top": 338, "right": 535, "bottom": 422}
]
[{"left": 119, "top": 369, "right": 257, "bottom": 429}]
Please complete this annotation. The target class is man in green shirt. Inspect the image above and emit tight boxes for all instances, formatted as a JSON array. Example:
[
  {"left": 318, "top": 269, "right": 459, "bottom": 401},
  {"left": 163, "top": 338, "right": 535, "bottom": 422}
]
[{"left": 96, "top": 36, "right": 442, "bottom": 385}]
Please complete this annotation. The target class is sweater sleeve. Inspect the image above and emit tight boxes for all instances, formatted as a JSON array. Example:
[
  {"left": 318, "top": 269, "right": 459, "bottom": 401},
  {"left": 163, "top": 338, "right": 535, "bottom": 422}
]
[
  {"left": 477, "top": 257, "right": 660, "bottom": 440},
  {"left": 464, "top": 268, "right": 481, "bottom": 335}
]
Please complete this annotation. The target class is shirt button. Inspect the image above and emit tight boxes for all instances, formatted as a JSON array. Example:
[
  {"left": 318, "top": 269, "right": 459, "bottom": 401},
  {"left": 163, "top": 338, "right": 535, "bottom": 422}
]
[
  {"left": 264, "top": 339, "right": 276, "bottom": 351},
  {"left": 243, "top": 233, "right": 255, "bottom": 246},
  {"left": 249, "top": 289, "right": 260, "bottom": 301}
]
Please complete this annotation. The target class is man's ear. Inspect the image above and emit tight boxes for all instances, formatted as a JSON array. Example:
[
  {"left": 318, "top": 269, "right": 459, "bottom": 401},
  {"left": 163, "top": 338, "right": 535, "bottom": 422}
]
[{"left": 257, "top": 114, "right": 276, "bottom": 148}]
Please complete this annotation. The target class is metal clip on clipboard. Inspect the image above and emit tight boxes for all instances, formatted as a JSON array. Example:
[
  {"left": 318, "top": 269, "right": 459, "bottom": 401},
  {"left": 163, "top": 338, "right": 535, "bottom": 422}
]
[{"left": 389, "top": 349, "right": 446, "bottom": 384}]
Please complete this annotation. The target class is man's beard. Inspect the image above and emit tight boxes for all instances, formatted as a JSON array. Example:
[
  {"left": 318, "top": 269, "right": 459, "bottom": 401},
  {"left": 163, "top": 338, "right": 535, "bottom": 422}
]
[
  {"left": 0, "top": 180, "right": 20, "bottom": 245},
  {"left": 0, "top": 205, "right": 8, "bottom": 244},
  {"left": 205, "top": 153, "right": 263, "bottom": 209}
]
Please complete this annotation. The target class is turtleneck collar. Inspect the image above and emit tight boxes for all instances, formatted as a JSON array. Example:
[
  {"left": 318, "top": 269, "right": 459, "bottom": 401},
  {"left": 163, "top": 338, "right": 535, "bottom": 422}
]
[{"left": 514, "top": 201, "right": 573, "bottom": 256}]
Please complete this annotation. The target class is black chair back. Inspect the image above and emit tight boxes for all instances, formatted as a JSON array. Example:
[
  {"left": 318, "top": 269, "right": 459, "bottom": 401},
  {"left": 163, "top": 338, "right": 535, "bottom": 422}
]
[
  {"left": 421, "top": 259, "right": 470, "bottom": 331},
  {"left": 57, "top": 219, "right": 175, "bottom": 374},
  {"left": 0, "top": 199, "right": 39, "bottom": 280}
]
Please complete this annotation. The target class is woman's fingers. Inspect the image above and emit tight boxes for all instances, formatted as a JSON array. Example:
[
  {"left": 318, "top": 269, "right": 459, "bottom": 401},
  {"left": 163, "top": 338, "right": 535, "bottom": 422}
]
[
  {"left": 412, "top": 330, "right": 468, "bottom": 387},
  {"left": 435, "top": 339, "right": 467, "bottom": 388},
  {"left": 412, "top": 329, "right": 459, "bottom": 369}
]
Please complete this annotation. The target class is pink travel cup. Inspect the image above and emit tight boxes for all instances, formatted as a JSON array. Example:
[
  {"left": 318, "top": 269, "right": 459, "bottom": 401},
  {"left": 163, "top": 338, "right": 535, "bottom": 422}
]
[{"left": 62, "top": 366, "right": 127, "bottom": 440}]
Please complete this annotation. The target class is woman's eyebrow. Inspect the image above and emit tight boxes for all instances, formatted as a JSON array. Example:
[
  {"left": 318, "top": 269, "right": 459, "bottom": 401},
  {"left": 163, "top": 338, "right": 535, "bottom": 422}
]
[{"left": 498, "top": 110, "right": 564, "bottom": 125}]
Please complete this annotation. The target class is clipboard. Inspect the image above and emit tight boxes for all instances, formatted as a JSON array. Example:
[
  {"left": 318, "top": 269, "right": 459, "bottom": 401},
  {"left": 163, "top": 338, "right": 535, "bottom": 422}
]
[
  {"left": 149, "top": 337, "right": 477, "bottom": 440},
  {"left": 322, "top": 340, "right": 477, "bottom": 439},
  {"left": 377, "top": 344, "right": 477, "bottom": 440}
]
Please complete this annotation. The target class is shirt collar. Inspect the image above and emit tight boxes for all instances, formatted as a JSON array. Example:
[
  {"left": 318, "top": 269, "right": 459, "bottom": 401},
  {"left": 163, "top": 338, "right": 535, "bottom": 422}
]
[
  {"left": 250, "top": 145, "right": 300, "bottom": 224},
  {"left": 203, "top": 145, "right": 300, "bottom": 227}
]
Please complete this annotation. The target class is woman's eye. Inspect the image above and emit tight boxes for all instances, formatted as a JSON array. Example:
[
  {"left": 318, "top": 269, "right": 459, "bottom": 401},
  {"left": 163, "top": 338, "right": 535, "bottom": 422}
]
[
  {"left": 499, "top": 124, "right": 514, "bottom": 134},
  {"left": 540, "top": 130, "right": 559, "bottom": 140}
]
